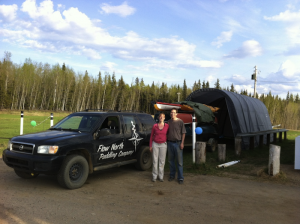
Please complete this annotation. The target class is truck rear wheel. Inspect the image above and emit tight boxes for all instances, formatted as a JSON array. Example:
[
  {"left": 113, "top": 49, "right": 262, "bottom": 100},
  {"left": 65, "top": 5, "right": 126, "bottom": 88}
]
[
  {"left": 14, "top": 169, "right": 39, "bottom": 179},
  {"left": 57, "top": 155, "right": 89, "bottom": 189},
  {"left": 135, "top": 146, "right": 152, "bottom": 171}
]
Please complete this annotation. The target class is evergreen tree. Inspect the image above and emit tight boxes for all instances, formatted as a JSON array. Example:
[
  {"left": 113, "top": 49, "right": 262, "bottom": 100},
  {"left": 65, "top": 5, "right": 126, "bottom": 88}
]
[
  {"left": 289, "top": 93, "right": 294, "bottom": 102},
  {"left": 197, "top": 79, "right": 201, "bottom": 89},
  {"left": 295, "top": 93, "right": 299, "bottom": 103},
  {"left": 62, "top": 63, "right": 66, "bottom": 71},
  {"left": 230, "top": 83, "right": 235, "bottom": 92},
  {"left": 286, "top": 91, "right": 290, "bottom": 101},
  {"left": 214, "top": 79, "right": 220, "bottom": 89},
  {"left": 206, "top": 81, "right": 210, "bottom": 88},
  {"left": 192, "top": 81, "right": 197, "bottom": 91}
]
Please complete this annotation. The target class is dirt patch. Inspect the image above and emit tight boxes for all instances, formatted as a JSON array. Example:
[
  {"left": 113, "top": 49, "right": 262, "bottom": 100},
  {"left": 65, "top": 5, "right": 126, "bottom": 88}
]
[
  {"left": 219, "top": 164, "right": 300, "bottom": 186},
  {"left": 0, "top": 160, "right": 299, "bottom": 224}
]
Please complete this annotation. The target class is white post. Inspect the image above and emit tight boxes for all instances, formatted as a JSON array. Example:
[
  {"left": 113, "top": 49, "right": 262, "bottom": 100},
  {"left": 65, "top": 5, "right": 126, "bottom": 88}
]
[
  {"left": 20, "top": 111, "right": 23, "bottom": 135},
  {"left": 192, "top": 113, "right": 196, "bottom": 163},
  {"left": 218, "top": 144, "right": 226, "bottom": 162},
  {"left": 269, "top": 144, "right": 281, "bottom": 176},
  {"left": 195, "top": 142, "right": 206, "bottom": 164},
  {"left": 50, "top": 113, "right": 53, "bottom": 127}
]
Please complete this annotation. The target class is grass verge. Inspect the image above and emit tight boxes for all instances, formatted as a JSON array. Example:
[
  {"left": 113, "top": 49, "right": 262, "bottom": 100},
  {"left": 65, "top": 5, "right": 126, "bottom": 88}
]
[{"left": 0, "top": 110, "right": 70, "bottom": 154}]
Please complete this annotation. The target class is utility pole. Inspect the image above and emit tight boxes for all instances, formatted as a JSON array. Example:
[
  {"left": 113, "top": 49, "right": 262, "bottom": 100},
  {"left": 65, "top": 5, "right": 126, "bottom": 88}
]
[{"left": 252, "top": 66, "right": 258, "bottom": 98}]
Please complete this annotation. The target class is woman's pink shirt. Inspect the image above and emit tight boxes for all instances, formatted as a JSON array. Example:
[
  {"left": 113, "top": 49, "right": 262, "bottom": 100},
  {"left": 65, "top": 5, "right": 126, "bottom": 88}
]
[{"left": 149, "top": 123, "right": 169, "bottom": 147}]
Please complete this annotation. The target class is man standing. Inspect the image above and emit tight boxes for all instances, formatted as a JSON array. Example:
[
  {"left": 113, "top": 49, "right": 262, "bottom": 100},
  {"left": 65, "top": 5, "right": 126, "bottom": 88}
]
[{"left": 167, "top": 108, "right": 186, "bottom": 184}]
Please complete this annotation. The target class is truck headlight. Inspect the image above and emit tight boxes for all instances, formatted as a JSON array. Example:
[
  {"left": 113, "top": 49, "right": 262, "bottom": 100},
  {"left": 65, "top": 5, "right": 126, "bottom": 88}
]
[
  {"left": 37, "top": 146, "right": 59, "bottom": 154},
  {"left": 7, "top": 141, "right": 12, "bottom": 151}
]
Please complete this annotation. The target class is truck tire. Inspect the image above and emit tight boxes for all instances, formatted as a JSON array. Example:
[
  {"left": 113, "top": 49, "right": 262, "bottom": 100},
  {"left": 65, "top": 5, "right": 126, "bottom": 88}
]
[
  {"left": 14, "top": 169, "right": 39, "bottom": 179},
  {"left": 135, "top": 145, "right": 152, "bottom": 171},
  {"left": 207, "top": 138, "right": 218, "bottom": 152},
  {"left": 57, "top": 155, "right": 89, "bottom": 189}
]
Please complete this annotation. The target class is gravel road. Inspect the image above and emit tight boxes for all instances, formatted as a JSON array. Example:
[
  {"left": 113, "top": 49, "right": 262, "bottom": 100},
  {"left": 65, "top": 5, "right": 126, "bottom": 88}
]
[{"left": 0, "top": 160, "right": 299, "bottom": 224}]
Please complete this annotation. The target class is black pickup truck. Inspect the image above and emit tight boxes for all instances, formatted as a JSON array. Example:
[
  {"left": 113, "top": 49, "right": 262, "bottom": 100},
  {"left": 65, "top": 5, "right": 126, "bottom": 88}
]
[{"left": 2, "top": 111, "right": 155, "bottom": 189}]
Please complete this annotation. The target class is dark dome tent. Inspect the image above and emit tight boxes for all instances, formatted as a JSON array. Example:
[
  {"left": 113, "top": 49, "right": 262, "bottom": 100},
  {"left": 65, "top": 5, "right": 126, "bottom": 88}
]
[{"left": 186, "top": 88, "right": 273, "bottom": 149}]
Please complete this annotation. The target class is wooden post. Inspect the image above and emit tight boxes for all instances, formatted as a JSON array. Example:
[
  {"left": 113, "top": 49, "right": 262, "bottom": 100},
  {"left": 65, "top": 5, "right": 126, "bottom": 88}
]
[
  {"left": 218, "top": 144, "right": 226, "bottom": 162},
  {"left": 273, "top": 133, "right": 277, "bottom": 143},
  {"left": 195, "top": 142, "right": 206, "bottom": 164},
  {"left": 268, "top": 144, "right": 281, "bottom": 176},
  {"left": 267, "top": 134, "right": 270, "bottom": 145},
  {"left": 235, "top": 137, "right": 241, "bottom": 156},
  {"left": 259, "top": 135, "right": 263, "bottom": 148},
  {"left": 279, "top": 132, "right": 282, "bottom": 142},
  {"left": 250, "top": 136, "right": 255, "bottom": 150},
  {"left": 284, "top": 131, "right": 287, "bottom": 140}
]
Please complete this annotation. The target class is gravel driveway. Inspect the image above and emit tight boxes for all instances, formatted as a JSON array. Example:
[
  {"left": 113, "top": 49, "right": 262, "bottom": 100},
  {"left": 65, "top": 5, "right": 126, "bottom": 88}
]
[{"left": 0, "top": 160, "right": 299, "bottom": 224}]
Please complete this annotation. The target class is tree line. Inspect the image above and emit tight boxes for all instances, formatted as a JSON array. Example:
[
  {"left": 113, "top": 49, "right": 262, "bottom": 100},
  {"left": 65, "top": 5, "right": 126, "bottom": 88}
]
[{"left": 0, "top": 52, "right": 299, "bottom": 130}]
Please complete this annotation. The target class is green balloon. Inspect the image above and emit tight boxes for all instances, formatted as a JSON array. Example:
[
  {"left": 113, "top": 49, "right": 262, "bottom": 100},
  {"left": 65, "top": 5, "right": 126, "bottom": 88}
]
[{"left": 31, "top": 120, "right": 36, "bottom": 127}]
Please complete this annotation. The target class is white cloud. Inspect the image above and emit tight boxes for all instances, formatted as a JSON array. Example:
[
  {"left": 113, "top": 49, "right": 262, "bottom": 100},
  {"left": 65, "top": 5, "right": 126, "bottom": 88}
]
[
  {"left": 126, "top": 57, "right": 222, "bottom": 73},
  {"left": 81, "top": 48, "right": 101, "bottom": 60},
  {"left": 264, "top": 9, "right": 300, "bottom": 45},
  {"left": 234, "top": 84, "right": 253, "bottom": 93},
  {"left": 181, "top": 59, "right": 222, "bottom": 68},
  {"left": 0, "top": 0, "right": 220, "bottom": 69},
  {"left": 0, "top": 4, "right": 18, "bottom": 22},
  {"left": 100, "top": 1, "right": 136, "bottom": 17},
  {"left": 57, "top": 4, "right": 65, "bottom": 11},
  {"left": 264, "top": 9, "right": 300, "bottom": 22},
  {"left": 21, "top": 0, "right": 53, "bottom": 19},
  {"left": 226, "top": 74, "right": 249, "bottom": 85},
  {"left": 223, "top": 18, "right": 245, "bottom": 33},
  {"left": 100, "top": 61, "right": 117, "bottom": 71},
  {"left": 211, "top": 30, "right": 232, "bottom": 48},
  {"left": 278, "top": 60, "right": 296, "bottom": 78},
  {"left": 224, "top": 40, "right": 262, "bottom": 59},
  {"left": 282, "top": 44, "right": 300, "bottom": 56}
]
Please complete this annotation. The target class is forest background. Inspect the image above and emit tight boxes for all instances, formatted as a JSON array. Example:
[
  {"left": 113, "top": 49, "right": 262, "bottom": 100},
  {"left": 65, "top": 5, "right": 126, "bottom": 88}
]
[{"left": 0, "top": 52, "right": 299, "bottom": 130}]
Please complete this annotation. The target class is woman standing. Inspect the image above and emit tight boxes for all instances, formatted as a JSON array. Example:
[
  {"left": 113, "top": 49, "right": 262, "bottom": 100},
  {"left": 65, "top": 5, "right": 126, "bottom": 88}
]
[{"left": 149, "top": 113, "right": 169, "bottom": 182}]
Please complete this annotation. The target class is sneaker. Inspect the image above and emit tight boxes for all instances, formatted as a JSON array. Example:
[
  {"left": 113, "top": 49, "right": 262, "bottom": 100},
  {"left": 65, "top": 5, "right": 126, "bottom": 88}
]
[
  {"left": 178, "top": 180, "right": 183, "bottom": 184},
  {"left": 159, "top": 178, "right": 164, "bottom": 182},
  {"left": 168, "top": 177, "right": 175, "bottom": 181},
  {"left": 152, "top": 179, "right": 156, "bottom": 182}
]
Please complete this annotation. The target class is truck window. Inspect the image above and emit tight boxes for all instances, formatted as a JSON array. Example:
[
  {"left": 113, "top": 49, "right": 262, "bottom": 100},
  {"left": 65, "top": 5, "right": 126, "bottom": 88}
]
[
  {"left": 137, "top": 114, "right": 155, "bottom": 131},
  {"left": 53, "top": 115, "right": 102, "bottom": 132},
  {"left": 99, "top": 116, "right": 120, "bottom": 134},
  {"left": 123, "top": 116, "right": 140, "bottom": 135}
]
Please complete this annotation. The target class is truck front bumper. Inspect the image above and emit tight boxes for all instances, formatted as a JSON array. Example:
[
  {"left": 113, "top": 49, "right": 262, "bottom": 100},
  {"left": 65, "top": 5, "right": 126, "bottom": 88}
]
[{"left": 2, "top": 149, "right": 65, "bottom": 174}]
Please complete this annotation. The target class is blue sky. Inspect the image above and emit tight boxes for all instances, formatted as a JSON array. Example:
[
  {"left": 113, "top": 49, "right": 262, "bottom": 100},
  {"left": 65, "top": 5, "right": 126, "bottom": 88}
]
[{"left": 1, "top": 0, "right": 300, "bottom": 97}]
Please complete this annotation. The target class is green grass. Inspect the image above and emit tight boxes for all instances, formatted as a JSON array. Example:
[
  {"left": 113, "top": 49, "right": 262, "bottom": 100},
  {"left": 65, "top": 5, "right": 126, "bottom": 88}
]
[
  {"left": 0, "top": 110, "right": 70, "bottom": 154},
  {"left": 164, "top": 130, "right": 298, "bottom": 178}
]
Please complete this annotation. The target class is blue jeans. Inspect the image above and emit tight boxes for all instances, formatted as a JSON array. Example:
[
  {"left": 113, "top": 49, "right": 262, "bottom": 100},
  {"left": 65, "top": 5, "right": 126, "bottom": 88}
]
[{"left": 168, "top": 141, "right": 184, "bottom": 181}]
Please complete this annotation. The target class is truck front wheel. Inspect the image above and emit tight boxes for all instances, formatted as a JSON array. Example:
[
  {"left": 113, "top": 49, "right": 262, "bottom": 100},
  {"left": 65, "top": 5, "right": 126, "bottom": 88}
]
[
  {"left": 57, "top": 155, "right": 89, "bottom": 189},
  {"left": 14, "top": 169, "right": 39, "bottom": 179}
]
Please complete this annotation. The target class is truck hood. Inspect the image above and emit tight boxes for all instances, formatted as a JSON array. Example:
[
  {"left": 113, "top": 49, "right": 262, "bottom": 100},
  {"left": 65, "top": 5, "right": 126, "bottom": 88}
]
[{"left": 10, "top": 130, "right": 88, "bottom": 145}]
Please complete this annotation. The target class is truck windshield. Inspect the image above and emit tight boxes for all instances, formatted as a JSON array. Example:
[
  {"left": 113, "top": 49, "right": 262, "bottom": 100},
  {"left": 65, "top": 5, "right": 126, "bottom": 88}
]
[{"left": 51, "top": 115, "right": 102, "bottom": 132}]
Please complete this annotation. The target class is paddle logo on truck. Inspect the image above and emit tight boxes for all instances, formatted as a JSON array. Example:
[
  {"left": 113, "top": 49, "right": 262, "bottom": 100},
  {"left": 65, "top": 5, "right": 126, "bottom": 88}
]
[{"left": 129, "top": 121, "right": 143, "bottom": 151}]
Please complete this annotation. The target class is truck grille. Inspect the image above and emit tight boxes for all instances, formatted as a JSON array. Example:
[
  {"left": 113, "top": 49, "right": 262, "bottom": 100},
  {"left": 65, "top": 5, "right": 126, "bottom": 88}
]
[{"left": 11, "top": 142, "right": 35, "bottom": 154}]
